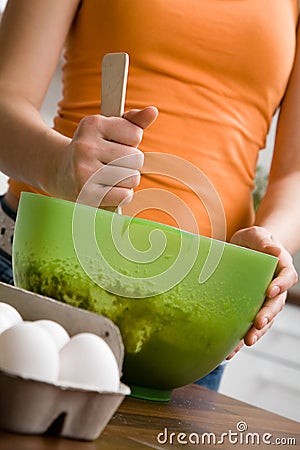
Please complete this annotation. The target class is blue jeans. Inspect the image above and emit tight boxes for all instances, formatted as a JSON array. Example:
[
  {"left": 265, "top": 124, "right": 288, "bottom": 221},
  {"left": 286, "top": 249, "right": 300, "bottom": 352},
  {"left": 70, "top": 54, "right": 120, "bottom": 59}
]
[
  {"left": 0, "top": 195, "right": 15, "bottom": 285},
  {"left": 194, "top": 363, "right": 225, "bottom": 391},
  {"left": 0, "top": 251, "right": 13, "bottom": 285}
]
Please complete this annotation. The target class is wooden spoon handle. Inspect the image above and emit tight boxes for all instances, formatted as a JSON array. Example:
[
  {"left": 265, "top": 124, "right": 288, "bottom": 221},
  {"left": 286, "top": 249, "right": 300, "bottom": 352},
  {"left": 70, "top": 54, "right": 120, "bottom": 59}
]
[
  {"left": 101, "top": 52, "right": 129, "bottom": 117},
  {"left": 101, "top": 52, "right": 129, "bottom": 213}
]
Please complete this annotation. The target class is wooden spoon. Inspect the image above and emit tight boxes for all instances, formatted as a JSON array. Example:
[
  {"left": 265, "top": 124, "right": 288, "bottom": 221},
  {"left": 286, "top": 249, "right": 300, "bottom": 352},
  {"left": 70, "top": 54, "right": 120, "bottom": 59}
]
[{"left": 101, "top": 52, "right": 129, "bottom": 214}]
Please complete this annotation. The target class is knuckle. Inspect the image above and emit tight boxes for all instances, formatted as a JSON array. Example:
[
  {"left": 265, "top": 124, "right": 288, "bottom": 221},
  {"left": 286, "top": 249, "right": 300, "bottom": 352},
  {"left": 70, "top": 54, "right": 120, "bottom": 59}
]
[
  {"left": 293, "top": 268, "right": 299, "bottom": 284},
  {"left": 118, "top": 151, "right": 144, "bottom": 170},
  {"left": 114, "top": 187, "right": 133, "bottom": 205},
  {"left": 252, "top": 225, "right": 264, "bottom": 236},
  {"left": 131, "top": 127, "right": 143, "bottom": 147},
  {"left": 73, "top": 139, "right": 94, "bottom": 155},
  {"left": 78, "top": 115, "right": 108, "bottom": 138},
  {"left": 73, "top": 144, "right": 100, "bottom": 168},
  {"left": 252, "top": 225, "right": 260, "bottom": 233},
  {"left": 78, "top": 115, "right": 103, "bottom": 131},
  {"left": 80, "top": 114, "right": 102, "bottom": 128},
  {"left": 126, "top": 172, "right": 141, "bottom": 188}
]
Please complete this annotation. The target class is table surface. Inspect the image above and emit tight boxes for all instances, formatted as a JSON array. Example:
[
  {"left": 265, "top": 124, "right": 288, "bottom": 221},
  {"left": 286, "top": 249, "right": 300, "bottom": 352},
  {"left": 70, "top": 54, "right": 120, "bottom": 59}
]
[{"left": 0, "top": 384, "right": 299, "bottom": 449}]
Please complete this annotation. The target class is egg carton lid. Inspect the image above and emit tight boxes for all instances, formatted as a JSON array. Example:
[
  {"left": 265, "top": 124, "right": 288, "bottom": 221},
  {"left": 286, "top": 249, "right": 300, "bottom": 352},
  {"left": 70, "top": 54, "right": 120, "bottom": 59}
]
[{"left": 0, "top": 282, "right": 130, "bottom": 441}]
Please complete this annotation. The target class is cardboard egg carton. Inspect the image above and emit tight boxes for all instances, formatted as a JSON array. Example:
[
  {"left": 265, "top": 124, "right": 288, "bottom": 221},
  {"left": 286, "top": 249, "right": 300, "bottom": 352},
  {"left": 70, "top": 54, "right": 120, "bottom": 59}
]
[{"left": 0, "top": 281, "right": 130, "bottom": 441}]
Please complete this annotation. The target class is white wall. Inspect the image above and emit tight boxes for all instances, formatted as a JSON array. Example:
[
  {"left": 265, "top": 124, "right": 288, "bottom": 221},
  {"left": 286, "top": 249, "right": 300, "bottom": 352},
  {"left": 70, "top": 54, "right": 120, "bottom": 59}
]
[{"left": 0, "top": 0, "right": 7, "bottom": 11}]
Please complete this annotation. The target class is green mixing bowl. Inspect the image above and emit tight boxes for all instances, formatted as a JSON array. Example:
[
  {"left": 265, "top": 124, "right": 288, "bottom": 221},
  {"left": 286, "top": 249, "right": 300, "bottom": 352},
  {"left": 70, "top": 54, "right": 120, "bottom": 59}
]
[{"left": 13, "top": 192, "right": 278, "bottom": 400}]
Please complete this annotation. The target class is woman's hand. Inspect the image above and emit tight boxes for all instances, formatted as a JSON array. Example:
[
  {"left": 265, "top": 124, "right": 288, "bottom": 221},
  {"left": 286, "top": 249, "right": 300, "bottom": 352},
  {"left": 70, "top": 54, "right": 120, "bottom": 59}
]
[
  {"left": 226, "top": 226, "right": 298, "bottom": 359},
  {"left": 53, "top": 106, "right": 158, "bottom": 206}
]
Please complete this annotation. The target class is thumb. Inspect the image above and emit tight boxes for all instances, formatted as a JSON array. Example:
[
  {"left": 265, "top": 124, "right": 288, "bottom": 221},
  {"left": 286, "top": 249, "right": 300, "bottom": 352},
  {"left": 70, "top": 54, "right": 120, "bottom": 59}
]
[{"left": 124, "top": 106, "right": 159, "bottom": 129}]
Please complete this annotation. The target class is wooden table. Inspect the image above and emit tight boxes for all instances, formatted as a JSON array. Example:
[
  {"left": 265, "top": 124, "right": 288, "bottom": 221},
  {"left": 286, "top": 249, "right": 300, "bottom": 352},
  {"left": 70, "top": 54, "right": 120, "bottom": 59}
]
[{"left": 0, "top": 384, "right": 299, "bottom": 449}]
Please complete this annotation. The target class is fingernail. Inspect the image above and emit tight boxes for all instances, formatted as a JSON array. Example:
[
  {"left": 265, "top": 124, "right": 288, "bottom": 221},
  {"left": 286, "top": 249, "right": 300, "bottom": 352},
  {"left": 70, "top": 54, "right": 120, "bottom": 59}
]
[
  {"left": 262, "top": 317, "right": 269, "bottom": 327},
  {"left": 252, "top": 335, "right": 258, "bottom": 345},
  {"left": 269, "top": 286, "right": 280, "bottom": 298}
]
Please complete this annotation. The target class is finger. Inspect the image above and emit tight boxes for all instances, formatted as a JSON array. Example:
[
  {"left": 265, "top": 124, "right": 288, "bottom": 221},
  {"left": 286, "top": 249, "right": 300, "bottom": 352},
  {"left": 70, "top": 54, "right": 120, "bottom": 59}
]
[
  {"left": 266, "top": 265, "right": 298, "bottom": 298},
  {"left": 261, "top": 242, "right": 282, "bottom": 257},
  {"left": 253, "top": 292, "right": 286, "bottom": 330},
  {"left": 226, "top": 340, "right": 244, "bottom": 360},
  {"left": 74, "top": 118, "right": 145, "bottom": 170},
  {"left": 76, "top": 114, "right": 144, "bottom": 148},
  {"left": 101, "top": 186, "right": 134, "bottom": 207},
  {"left": 78, "top": 183, "right": 133, "bottom": 208},
  {"left": 124, "top": 106, "right": 159, "bottom": 129},
  {"left": 100, "top": 140, "right": 144, "bottom": 170},
  {"left": 93, "top": 164, "right": 141, "bottom": 189},
  {"left": 244, "top": 318, "right": 275, "bottom": 347}
]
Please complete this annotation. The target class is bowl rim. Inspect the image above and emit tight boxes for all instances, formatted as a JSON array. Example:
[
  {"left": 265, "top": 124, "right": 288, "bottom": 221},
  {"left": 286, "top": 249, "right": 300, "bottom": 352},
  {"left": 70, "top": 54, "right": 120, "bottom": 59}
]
[{"left": 18, "top": 192, "right": 279, "bottom": 263}]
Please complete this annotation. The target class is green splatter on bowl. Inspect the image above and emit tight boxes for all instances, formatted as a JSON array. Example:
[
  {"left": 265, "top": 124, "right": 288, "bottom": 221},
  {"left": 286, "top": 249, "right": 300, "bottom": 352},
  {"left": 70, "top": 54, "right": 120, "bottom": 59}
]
[{"left": 13, "top": 193, "right": 278, "bottom": 400}]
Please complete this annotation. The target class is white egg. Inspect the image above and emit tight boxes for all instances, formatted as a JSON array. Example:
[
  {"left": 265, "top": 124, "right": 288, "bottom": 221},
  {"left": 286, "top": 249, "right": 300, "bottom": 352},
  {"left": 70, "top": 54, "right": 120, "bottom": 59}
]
[
  {"left": 0, "top": 302, "right": 23, "bottom": 334},
  {"left": 34, "top": 320, "right": 70, "bottom": 350},
  {"left": 0, "top": 322, "right": 59, "bottom": 383},
  {"left": 58, "top": 332, "right": 119, "bottom": 392},
  {"left": 0, "top": 315, "right": 13, "bottom": 335}
]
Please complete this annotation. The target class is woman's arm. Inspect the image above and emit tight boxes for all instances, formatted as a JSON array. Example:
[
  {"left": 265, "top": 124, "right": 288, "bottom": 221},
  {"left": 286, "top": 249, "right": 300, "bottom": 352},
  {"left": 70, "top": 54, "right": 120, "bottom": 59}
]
[
  {"left": 255, "top": 23, "right": 300, "bottom": 254},
  {"left": 0, "top": 0, "right": 80, "bottom": 191},
  {"left": 228, "top": 22, "right": 300, "bottom": 355},
  {"left": 0, "top": 0, "right": 157, "bottom": 205}
]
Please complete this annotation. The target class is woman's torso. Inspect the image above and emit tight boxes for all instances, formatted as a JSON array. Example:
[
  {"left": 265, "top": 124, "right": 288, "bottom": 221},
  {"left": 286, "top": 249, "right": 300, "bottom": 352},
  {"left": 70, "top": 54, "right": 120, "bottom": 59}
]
[{"left": 10, "top": 0, "right": 299, "bottom": 239}]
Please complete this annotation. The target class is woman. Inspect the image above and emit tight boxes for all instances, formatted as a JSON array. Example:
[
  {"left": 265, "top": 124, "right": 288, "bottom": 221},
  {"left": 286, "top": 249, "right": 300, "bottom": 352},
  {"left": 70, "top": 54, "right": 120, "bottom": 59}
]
[{"left": 0, "top": 0, "right": 299, "bottom": 389}]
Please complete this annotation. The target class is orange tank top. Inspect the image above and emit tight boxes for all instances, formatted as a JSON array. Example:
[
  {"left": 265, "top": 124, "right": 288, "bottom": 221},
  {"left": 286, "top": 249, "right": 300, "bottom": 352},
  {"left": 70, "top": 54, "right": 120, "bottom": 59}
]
[{"left": 9, "top": 0, "right": 298, "bottom": 240}]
